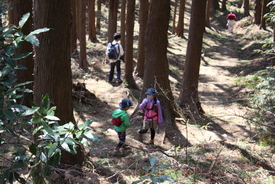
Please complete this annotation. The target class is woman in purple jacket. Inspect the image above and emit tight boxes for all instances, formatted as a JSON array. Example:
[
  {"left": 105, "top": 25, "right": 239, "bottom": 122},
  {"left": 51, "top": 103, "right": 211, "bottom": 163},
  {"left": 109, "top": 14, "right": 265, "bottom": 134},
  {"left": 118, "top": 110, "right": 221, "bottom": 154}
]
[{"left": 138, "top": 88, "right": 163, "bottom": 145}]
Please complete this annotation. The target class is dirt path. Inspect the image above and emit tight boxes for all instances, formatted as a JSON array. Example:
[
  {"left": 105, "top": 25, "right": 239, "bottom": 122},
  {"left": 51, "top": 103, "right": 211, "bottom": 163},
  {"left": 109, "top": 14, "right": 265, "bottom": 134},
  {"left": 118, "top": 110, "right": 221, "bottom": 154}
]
[
  {"left": 82, "top": 30, "right": 255, "bottom": 154},
  {"left": 163, "top": 30, "right": 257, "bottom": 149},
  {"left": 195, "top": 32, "right": 254, "bottom": 143}
]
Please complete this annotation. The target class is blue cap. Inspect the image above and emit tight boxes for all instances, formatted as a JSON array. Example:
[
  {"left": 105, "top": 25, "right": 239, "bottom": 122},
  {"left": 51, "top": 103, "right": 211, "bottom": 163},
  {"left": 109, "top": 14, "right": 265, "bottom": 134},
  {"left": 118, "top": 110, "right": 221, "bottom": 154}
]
[
  {"left": 119, "top": 98, "right": 134, "bottom": 108},
  {"left": 145, "top": 88, "right": 156, "bottom": 96}
]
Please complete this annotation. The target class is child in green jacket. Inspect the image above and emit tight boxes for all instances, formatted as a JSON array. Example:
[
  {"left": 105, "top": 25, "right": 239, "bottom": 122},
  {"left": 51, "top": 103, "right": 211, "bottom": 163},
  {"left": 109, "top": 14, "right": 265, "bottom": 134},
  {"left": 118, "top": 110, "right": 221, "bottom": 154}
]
[{"left": 112, "top": 98, "right": 133, "bottom": 155}]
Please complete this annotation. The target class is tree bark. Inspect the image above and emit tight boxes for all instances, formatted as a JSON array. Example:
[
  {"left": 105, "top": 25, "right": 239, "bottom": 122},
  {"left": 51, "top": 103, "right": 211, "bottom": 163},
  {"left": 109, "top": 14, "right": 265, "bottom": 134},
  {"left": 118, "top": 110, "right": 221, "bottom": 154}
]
[
  {"left": 176, "top": 0, "right": 185, "bottom": 37},
  {"left": 107, "top": 0, "right": 118, "bottom": 42},
  {"left": 120, "top": 0, "right": 126, "bottom": 47},
  {"left": 136, "top": 0, "right": 149, "bottom": 78},
  {"left": 70, "top": 0, "right": 77, "bottom": 54},
  {"left": 178, "top": 0, "right": 207, "bottom": 120},
  {"left": 76, "top": 0, "right": 80, "bottom": 40},
  {"left": 125, "top": 0, "right": 138, "bottom": 89},
  {"left": 172, "top": 0, "right": 178, "bottom": 34},
  {"left": 212, "top": 0, "right": 219, "bottom": 11},
  {"left": 8, "top": 0, "right": 34, "bottom": 107},
  {"left": 88, "top": 0, "right": 97, "bottom": 41},
  {"left": 142, "top": 0, "right": 176, "bottom": 124},
  {"left": 221, "top": 0, "right": 227, "bottom": 11},
  {"left": 260, "top": 0, "right": 267, "bottom": 30},
  {"left": 33, "top": 0, "right": 84, "bottom": 165},
  {"left": 254, "top": 0, "right": 261, "bottom": 25},
  {"left": 96, "top": 0, "right": 101, "bottom": 33},
  {"left": 79, "top": 0, "right": 88, "bottom": 68},
  {"left": 205, "top": 0, "right": 212, "bottom": 28},
  {"left": 243, "top": 0, "right": 250, "bottom": 17}
]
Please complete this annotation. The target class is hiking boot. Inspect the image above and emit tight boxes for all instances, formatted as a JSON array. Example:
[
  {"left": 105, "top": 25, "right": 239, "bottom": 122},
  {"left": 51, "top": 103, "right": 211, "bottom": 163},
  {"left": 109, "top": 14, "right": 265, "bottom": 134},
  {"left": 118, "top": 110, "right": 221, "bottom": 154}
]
[
  {"left": 138, "top": 132, "right": 143, "bottom": 142},
  {"left": 108, "top": 80, "right": 116, "bottom": 83},
  {"left": 148, "top": 140, "right": 154, "bottom": 145},
  {"left": 112, "top": 149, "right": 120, "bottom": 156},
  {"left": 116, "top": 79, "right": 123, "bottom": 83},
  {"left": 121, "top": 144, "right": 129, "bottom": 149}
]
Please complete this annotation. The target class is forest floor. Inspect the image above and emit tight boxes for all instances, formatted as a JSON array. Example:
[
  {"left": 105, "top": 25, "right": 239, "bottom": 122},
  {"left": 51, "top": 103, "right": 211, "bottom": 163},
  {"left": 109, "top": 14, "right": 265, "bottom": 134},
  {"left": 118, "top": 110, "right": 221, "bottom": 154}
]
[
  {"left": 65, "top": 3, "right": 275, "bottom": 184},
  {"left": 67, "top": 20, "right": 275, "bottom": 184}
]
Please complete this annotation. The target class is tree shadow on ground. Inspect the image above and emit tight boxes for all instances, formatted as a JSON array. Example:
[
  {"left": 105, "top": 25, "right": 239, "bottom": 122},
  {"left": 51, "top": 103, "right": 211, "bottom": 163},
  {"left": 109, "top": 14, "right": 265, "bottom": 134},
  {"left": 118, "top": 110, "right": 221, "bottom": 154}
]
[
  {"left": 226, "top": 58, "right": 272, "bottom": 76},
  {"left": 196, "top": 116, "right": 234, "bottom": 140},
  {"left": 165, "top": 123, "right": 192, "bottom": 147},
  {"left": 220, "top": 141, "right": 275, "bottom": 176}
]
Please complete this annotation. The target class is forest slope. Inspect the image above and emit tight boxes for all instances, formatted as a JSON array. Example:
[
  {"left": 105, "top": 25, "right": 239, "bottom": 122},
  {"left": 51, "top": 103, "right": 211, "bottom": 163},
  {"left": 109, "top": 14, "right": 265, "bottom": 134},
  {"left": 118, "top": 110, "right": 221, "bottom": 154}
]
[{"left": 69, "top": 2, "right": 275, "bottom": 184}]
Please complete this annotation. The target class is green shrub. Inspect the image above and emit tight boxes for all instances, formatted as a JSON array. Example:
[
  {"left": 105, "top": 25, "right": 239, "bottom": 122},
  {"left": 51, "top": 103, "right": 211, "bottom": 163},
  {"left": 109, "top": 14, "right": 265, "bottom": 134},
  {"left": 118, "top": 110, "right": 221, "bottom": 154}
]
[
  {"left": 238, "top": 67, "right": 275, "bottom": 145},
  {"left": 0, "top": 13, "right": 99, "bottom": 183}
]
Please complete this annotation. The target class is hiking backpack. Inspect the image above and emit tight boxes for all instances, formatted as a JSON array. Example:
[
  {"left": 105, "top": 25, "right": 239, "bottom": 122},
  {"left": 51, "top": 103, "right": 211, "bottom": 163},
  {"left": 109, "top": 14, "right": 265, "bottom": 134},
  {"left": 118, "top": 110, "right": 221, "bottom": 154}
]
[
  {"left": 111, "top": 117, "right": 123, "bottom": 126},
  {"left": 107, "top": 42, "right": 120, "bottom": 60},
  {"left": 139, "top": 98, "right": 158, "bottom": 117}
]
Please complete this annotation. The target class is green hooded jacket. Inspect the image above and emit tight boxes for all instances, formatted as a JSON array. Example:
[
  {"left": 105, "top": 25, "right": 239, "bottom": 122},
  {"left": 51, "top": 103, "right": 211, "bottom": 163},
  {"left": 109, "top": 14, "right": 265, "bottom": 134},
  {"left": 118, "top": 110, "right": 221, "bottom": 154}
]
[{"left": 112, "top": 108, "right": 130, "bottom": 132}]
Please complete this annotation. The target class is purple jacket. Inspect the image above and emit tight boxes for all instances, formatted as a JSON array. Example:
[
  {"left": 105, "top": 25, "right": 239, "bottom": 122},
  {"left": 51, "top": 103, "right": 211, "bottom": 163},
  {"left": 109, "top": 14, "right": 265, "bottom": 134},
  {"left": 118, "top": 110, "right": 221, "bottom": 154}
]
[{"left": 139, "top": 98, "right": 163, "bottom": 125}]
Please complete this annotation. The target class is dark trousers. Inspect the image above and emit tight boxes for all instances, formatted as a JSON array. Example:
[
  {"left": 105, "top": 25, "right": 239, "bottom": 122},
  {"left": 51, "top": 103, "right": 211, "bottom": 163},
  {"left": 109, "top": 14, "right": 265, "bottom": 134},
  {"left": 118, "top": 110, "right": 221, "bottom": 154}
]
[
  {"left": 115, "top": 132, "right": 126, "bottom": 151},
  {"left": 109, "top": 60, "right": 121, "bottom": 82}
]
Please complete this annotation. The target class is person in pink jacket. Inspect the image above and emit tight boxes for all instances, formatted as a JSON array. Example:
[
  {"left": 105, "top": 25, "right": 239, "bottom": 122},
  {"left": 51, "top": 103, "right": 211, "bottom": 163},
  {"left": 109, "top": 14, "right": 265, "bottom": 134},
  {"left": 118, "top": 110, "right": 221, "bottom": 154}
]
[
  {"left": 138, "top": 88, "right": 163, "bottom": 145},
  {"left": 226, "top": 11, "right": 237, "bottom": 33}
]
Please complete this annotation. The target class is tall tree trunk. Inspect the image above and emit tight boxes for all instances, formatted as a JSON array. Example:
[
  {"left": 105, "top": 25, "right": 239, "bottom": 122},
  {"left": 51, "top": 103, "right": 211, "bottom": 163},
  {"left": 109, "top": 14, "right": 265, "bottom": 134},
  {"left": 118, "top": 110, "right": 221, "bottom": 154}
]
[
  {"left": 8, "top": 0, "right": 33, "bottom": 107},
  {"left": 221, "top": 0, "right": 227, "bottom": 11},
  {"left": 88, "top": 0, "right": 97, "bottom": 41},
  {"left": 136, "top": 0, "right": 149, "bottom": 78},
  {"left": 176, "top": 0, "right": 185, "bottom": 37},
  {"left": 0, "top": 14, "right": 3, "bottom": 46},
  {"left": 205, "top": 0, "right": 212, "bottom": 28},
  {"left": 143, "top": 0, "right": 176, "bottom": 124},
  {"left": 108, "top": 0, "right": 118, "bottom": 42},
  {"left": 212, "top": 0, "right": 219, "bottom": 11},
  {"left": 172, "top": 0, "right": 178, "bottom": 34},
  {"left": 79, "top": 0, "right": 88, "bottom": 68},
  {"left": 254, "top": 0, "right": 261, "bottom": 25},
  {"left": 96, "top": 0, "right": 101, "bottom": 33},
  {"left": 260, "top": 0, "right": 267, "bottom": 30},
  {"left": 178, "top": 0, "right": 207, "bottom": 120},
  {"left": 70, "top": 0, "right": 77, "bottom": 54},
  {"left": 125, "top": 0, "right": 138, "bottom": 89},
  {"left": 243, "top": 0, "right": 250, "bottom": 17},
  {"left": 33, "top": 0, "right": 83, "bottom": 165},
  {"left": 7, "top": 0, "right": 13, "bottom": 25},
  {"left": 120, "top": 0, "right": 126, "bottom": 47},
  {"left": 76, "top": 0, "right": 80, "bottom": 40}
]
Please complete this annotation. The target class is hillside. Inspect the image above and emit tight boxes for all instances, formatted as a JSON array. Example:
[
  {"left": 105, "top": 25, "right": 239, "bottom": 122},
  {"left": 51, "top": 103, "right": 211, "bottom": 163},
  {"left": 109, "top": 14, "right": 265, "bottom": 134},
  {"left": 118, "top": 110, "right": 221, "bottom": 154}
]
[{"left": 67, "top": 1, "right": 275, "bottom": 184}]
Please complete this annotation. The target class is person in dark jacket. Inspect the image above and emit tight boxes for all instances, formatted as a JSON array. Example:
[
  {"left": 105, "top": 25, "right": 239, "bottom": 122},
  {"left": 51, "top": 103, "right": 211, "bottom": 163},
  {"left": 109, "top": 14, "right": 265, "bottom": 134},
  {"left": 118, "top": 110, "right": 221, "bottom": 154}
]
[
  {"left": 112, "top": 98, "right": 133, "bottom": 155},
  {"left": 106, "top": 33, "right": 124, "bottom": 83},
  {"left": 138, "top": 88, "right": 163, "bottom": 145}
]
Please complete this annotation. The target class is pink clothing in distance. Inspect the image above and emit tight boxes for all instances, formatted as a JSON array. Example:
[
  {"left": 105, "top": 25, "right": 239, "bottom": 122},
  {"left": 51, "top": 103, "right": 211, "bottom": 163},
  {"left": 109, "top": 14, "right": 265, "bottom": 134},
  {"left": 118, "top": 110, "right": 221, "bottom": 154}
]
[
  {"left": 139, "top": 98, "right": 163, "bottom": 125},
  {"left": 226, "top": 13, "right": 237, "bottom": 21}
]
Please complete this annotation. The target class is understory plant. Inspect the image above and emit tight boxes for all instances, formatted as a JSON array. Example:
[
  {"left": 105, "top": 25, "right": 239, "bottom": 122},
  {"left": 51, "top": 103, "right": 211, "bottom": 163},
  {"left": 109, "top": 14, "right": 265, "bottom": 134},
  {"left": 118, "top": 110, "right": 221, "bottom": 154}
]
[
  {"left": 237, "top": 67, "right": 275, "bottom": 145},
  {"left": 243, "top": 0, "right": 275, "bottom": 145},
  {"left": 132, "top": 156, "right": 175, "bottom": 184},
  {"left": 0, "top": 13, "right": 99, "bottom": 183}
]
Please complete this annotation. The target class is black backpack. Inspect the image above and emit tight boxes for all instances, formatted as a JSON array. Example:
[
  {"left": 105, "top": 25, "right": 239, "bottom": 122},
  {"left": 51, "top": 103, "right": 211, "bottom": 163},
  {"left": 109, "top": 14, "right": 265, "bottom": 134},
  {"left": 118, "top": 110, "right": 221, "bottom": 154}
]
[{"left": 107, "top": 42, "right": 120, "bottom": 60}]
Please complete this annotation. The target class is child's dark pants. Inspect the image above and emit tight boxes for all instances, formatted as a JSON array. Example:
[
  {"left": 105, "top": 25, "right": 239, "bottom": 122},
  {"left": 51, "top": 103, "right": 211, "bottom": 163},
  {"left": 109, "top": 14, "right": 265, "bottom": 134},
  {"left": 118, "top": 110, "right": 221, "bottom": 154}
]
[{"left": 115, "top": 132, "right": 126, "bottom": 151}]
